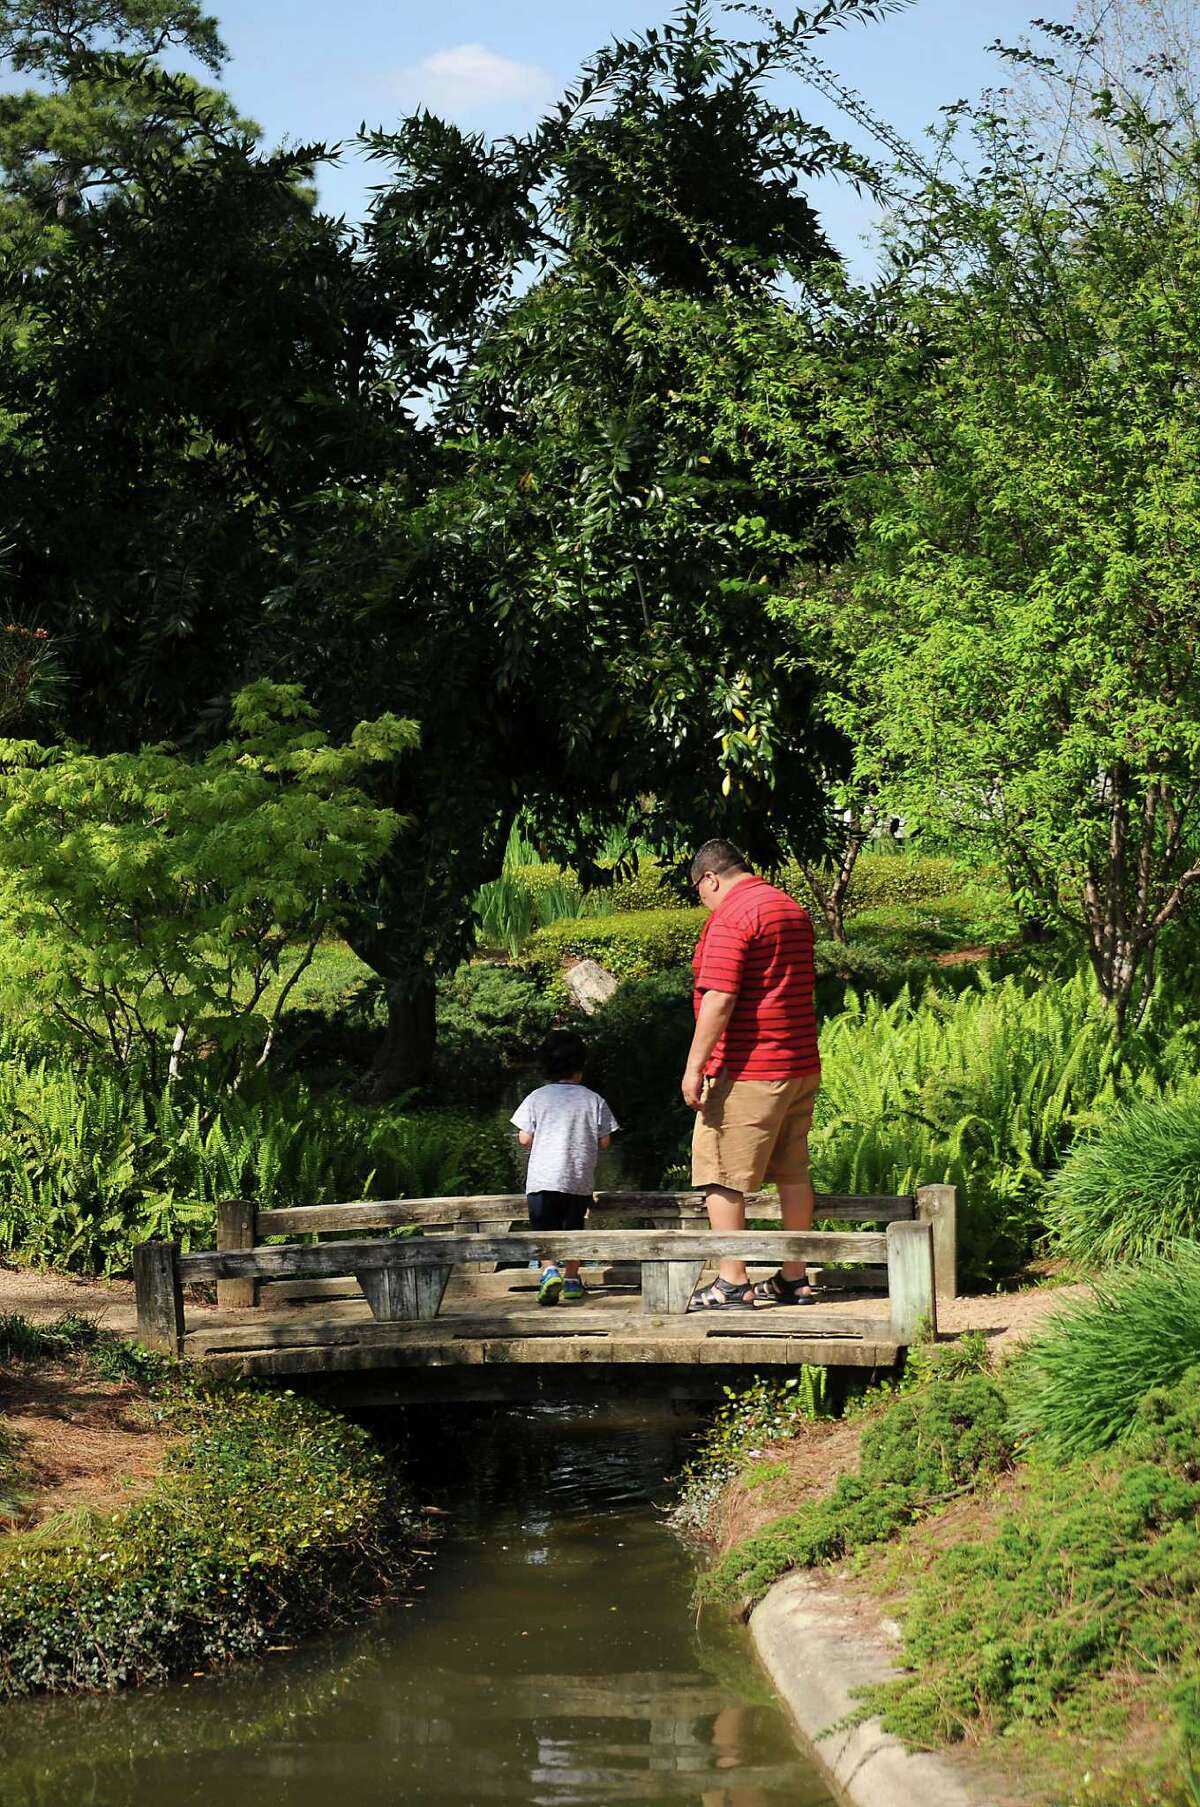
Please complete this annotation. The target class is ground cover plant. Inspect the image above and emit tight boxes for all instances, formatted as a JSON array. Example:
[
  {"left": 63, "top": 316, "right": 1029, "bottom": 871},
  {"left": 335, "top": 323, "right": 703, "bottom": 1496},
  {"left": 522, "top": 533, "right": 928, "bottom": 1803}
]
[
  {"left": 697, "top": 1338, "right": 1010, "bottom": 1607},
  {"left": 859, "top": 1365, "right": 1200, "bottom": 1781},
  {"left": 1042, "top": 1084, "right": 1200, "bottom": 1267},
  {"left": 0, "top": 1317, "right": 421, "bottom": 1698}
]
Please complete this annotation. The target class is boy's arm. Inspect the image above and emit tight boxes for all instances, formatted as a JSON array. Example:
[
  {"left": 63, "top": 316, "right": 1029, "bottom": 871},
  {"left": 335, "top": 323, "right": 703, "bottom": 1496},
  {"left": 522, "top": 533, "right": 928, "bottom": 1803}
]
[
  {"left": 598, "top": 1134, "right": 611, "bottom": 1150},
  {"left": 517, "top": 1130, "right": 534, "bottom": 1147}
]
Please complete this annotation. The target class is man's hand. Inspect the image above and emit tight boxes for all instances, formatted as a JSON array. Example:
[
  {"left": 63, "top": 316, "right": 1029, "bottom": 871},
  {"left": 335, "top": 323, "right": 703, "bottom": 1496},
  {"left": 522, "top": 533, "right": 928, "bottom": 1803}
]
[{"left": 681, "top": 1065, "right": 706, "bottom": 1111}]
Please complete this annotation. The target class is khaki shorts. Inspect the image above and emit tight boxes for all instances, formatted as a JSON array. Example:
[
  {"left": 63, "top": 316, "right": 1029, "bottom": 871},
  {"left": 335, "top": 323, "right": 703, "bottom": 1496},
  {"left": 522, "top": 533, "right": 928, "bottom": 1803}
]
[{"left": 691, "top": 1070, "right": 820, "bottom": 1196}]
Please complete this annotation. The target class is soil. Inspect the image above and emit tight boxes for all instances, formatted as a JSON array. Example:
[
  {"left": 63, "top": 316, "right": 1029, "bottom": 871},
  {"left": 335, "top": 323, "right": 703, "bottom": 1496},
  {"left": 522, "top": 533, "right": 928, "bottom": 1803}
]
[{"left": 0, "top": 1360, "right": 174, "bottom": 1526}]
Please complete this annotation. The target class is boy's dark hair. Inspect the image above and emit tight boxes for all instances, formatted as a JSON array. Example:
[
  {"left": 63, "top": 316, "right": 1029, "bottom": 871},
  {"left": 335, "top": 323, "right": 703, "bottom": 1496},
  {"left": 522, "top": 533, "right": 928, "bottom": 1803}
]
[
  {"left": 690, "top": 838, "right": 750, "bottom": 885},
  {"left": 541, "top": 1027, "right": 587, "bottom": 1081}
]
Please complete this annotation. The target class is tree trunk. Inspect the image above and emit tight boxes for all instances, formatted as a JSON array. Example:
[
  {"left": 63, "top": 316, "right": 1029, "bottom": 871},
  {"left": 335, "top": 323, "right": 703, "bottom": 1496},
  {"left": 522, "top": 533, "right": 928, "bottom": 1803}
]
[{"left": 366, "top": 976, "right": 437, "bottom": 1099}]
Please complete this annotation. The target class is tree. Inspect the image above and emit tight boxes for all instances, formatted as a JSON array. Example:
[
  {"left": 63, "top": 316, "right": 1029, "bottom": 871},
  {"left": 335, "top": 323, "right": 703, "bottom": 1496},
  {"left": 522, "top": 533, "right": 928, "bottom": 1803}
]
[
  {"left": 268, "top": 1, "right": 902, "bottom": 1089},
  {"left": 0, "top": 0, "right": 248, "bottom": 227},
  {"left": 0, "top": 682, "right": 415, "bottom": 1085},
  {"left": 799, "top": 76, "right": 1200, "bottom": 1030}
]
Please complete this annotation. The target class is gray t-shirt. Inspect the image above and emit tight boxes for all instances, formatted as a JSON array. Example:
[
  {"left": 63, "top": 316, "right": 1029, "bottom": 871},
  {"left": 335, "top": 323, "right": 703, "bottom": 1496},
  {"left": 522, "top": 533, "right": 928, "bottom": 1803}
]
[{"left": 511, "top": 1083, "right": 619, "bottom": 1195}]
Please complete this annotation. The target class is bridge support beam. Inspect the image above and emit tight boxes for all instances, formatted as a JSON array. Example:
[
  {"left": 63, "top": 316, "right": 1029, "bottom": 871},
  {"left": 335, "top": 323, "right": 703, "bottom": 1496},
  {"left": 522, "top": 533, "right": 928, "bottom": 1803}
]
[
  {"left": 358, "top": 1264, "right": 450, "bottom": 1321},
  {"left": 641, "top": 1260, "right": 706, "bottom": 1314}
]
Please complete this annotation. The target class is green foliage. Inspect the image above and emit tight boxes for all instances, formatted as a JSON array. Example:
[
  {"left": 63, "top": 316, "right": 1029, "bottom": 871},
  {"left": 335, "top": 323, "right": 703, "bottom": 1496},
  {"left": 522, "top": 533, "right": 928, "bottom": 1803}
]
[
  {"left": 434, "top": 963, "right": 558, "bottom": 1101},
  {"left": 674, "top": 1371, "right": 832, "bottom": 1531},
  {"left": 862, "top": 1367, "right": 1200, "bottom": 1753},
  {"left": 0, "top": 683, "right": 415, "bottom": 1087},
  {"left": 0, "top": 1376, "right": 418, "bottom": 1697},
  {"left": 0, "top": 1051, "right": 510, "bottom": 1272},
  {"left": 520, "top": 908, "right": 706, "bottom": 984},
  {"left": 1043, "top": 1085, "right": 1200, "bottom": 1267},
  {"left": 1009, "top": 1246, "right": 1200, "bottom": 1460},
  {"left": 811, "top": 972, "right": 1167, "bottom": 1286},
  {"left": 584, "top": 966, "right": 694, "bottom": 1183},
  {"left": 473, "top": 866, "right": 595, "bottom": 957},
  {"left": 700, "top": 1369, "right": 1011, "bottom": 1606}
]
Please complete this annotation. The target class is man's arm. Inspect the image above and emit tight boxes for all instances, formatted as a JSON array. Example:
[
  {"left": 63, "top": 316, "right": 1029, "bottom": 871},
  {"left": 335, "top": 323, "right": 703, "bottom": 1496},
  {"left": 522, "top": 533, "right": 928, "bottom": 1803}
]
[{"left": 682, "top": 989, "right": 737, "bottom": 1109}]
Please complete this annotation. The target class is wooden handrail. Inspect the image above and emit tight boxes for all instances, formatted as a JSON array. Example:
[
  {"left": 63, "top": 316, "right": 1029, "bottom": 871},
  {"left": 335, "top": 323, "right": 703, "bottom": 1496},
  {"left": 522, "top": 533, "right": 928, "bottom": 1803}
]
[
  {"left": 186, "top": 1228, "right": 890, "bottom": 1281},
  {"left": 253, "top": 1190, "right": 916, "bottom": 1236}
]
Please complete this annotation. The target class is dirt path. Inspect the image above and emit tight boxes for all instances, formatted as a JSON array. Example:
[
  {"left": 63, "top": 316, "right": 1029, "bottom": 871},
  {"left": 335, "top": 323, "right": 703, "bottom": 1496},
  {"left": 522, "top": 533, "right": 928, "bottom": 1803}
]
[{"left": 0, "top": 1262, "right": 140, "bottom": 1335}]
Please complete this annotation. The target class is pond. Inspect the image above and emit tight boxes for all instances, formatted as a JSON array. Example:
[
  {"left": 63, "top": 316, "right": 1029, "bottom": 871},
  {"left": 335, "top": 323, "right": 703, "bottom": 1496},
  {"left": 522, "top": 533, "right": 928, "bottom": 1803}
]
[{"left": 0, "top": 1401, "right": 834, "bottom": 1807}]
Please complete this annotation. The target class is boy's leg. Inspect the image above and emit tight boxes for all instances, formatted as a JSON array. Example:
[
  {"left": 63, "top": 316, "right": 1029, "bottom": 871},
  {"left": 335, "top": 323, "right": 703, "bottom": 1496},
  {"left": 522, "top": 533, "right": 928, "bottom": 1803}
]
[{"left": 560, "top": 1193, "right": 589, "bottom": 1279}]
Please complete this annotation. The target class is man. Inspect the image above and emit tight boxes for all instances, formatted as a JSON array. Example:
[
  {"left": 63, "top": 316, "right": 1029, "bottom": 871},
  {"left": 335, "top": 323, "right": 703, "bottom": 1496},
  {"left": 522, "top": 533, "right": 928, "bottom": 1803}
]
[{"left": 682, "top": 838, "right": 820, "bottom": 1310}]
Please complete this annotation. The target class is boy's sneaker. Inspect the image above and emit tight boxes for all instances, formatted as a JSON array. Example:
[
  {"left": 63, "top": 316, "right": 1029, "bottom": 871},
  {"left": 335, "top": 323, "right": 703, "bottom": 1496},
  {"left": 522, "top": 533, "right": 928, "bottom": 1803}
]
[
  {"left": 561, "top": 1276, "right": 587, "bottom": 1304},
  {"left": 538, "top": 1265, "right": 564, "bottom": 1306}
]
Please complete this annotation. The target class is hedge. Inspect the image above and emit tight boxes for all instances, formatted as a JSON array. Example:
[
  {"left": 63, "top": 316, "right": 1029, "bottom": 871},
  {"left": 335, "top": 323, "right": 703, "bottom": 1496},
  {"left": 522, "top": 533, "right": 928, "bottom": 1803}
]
[
  {"left": 0, "top": 1369, "right": 419, "bottom": 1698},
  {"left": 779, "top": 854, "right": 992, "bottom": 916},
  {"left": 519, "top": 907, "right": 706, "bottom": 982}
]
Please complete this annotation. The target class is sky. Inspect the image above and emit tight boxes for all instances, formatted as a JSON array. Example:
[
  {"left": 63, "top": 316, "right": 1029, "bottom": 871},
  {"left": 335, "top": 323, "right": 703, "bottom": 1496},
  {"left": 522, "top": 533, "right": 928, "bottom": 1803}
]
[{"left": 206, "top": 0, "right": 1045, "bottom": 270}]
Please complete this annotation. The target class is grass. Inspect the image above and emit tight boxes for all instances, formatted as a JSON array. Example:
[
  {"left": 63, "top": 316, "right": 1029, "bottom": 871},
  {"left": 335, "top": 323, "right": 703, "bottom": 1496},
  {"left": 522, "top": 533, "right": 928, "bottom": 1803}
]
[
  {"left": 1043, "top": 1083, "right": 1200, "bottom": 1266},
  {"left": 1008, "top": 1245, "right": 1200, "bottom": 1459}
]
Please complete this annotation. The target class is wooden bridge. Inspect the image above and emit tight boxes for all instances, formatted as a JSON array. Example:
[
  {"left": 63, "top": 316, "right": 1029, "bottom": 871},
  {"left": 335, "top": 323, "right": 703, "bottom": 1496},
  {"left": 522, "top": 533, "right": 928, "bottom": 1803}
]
[{"left": 132, "top": 1185, "right": 956, "bottom": 1403}]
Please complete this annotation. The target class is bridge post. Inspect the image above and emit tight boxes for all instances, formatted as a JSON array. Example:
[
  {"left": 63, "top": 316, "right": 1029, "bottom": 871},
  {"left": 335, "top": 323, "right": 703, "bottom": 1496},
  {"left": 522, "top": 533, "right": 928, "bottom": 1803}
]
[
  {"left": 915, "top": 1184, "right": 957, "bottom": 1302},
  {"left": 216, "top": 1200, "right": 258, "bottom": 1309},
  {"left": 886, "top": 1220, "right": 936, "bottom": 1345},
  {"left": 133, "top": 1240, "right": 184, "bottom": 1357}
]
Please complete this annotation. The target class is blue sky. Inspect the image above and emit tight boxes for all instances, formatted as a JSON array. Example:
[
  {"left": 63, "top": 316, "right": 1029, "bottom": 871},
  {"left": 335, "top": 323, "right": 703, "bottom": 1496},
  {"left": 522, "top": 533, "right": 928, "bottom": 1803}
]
[{"left": 210, "top": 0, "right": 1043, "bottom": 267}]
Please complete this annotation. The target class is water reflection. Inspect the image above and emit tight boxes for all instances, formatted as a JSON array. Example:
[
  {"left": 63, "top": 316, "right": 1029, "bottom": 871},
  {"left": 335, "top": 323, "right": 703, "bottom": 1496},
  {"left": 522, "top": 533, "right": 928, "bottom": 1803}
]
[{"left": 0, "top": 1402, "right": 832, "bottom": 1807}]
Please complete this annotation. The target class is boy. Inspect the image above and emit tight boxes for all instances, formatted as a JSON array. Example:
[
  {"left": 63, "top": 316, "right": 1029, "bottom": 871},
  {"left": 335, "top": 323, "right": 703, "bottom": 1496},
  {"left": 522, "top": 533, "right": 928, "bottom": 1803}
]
[{"left": 511, "top": 1028, "right": 618, "bottom": 1305}]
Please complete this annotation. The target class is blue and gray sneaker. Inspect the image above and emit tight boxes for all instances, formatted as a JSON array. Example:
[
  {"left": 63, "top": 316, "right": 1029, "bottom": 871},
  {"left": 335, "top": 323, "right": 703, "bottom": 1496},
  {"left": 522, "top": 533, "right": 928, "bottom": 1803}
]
[
  {"left": 561, "top": 1276, "right": 587, "bottom": 1304},
  {"left": 537, "top": 1265, "right": 564, "bottom": 1306}
]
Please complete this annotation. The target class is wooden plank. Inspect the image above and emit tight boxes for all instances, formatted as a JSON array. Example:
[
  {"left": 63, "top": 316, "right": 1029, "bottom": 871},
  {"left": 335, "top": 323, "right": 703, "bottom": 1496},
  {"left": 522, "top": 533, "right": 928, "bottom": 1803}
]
[
  {"left": 179, "top": 1229, "right": 889, "bottom": 1282},
  {"left": 183, "top": 1304, "right": 883, "bottom": 1355},
  {"left": 193, "top": 1336, "right": 898, "bottom": 1378},
  {"left": 915, "top": 1183, "right": 958, "bottom": 1302},
  {"left": 641, "top": 1260, "right": 705, "bottom": 1314},
  {"left": 256, "top": 1190, "right": 915, "bottom": 1236},
  {"left": 216, "top": 1200, "right": 258, "bottom": 1310},
  {"left": 258, "top": 1277, "right": 362, "bottom": 1305},
  {"left": 132, "top": 1240, "right": 184, "bottom": 1357},
  {"left": 886, "top": 1219, "right": 936, "bottom": 1344}
]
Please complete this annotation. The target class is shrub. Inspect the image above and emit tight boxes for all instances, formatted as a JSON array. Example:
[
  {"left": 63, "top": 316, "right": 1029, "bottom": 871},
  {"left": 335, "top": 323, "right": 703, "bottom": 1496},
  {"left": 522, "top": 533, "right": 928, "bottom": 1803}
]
[
  {"left": 862, "top": 1365, "right": 1200, "bottom": 1752},
  {"left": 586, "top": 967, "right": 695, "bottom": 1183},
  {"left": 1042, "top": 1083, "right": 1200, "bottom": 1267},
  {"left": 434, "top": 964, "right": 558, "bottom": 1102},
  {"left": 699, "top": 1369, "right": 1011, "bottom": 1605},
  {"left": 474, "top": 865, "right": 594, "bottom": 956},
  {"left": 0, "top": 1375, "right": 418, "bottom": 1698},
  {"left": 1008, "top": 1244, "right": 1200, "bottom": 1459},
  {"left": 519, "top": 908, "right": 705, "bottom": 983}
]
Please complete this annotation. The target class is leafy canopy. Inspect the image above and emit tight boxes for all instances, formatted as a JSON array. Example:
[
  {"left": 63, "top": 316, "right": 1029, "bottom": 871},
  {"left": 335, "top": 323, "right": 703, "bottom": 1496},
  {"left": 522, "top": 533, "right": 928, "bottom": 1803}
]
[{"left": 0, "top": 682, "right": 416, "bottom": 1083}]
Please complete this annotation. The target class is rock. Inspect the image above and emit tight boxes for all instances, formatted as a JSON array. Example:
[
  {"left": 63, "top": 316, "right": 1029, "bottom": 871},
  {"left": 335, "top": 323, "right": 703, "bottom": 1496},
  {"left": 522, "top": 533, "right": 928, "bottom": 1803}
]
[{"left": 563, "top": 957, "right": 618, "bottom": 1015}]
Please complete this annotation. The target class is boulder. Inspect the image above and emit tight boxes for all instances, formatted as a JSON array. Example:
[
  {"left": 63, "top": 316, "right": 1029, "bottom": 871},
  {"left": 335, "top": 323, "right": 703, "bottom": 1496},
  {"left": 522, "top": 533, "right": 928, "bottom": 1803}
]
[{"left": 563, "top": 957, "right": 618, "bottom": 1015}]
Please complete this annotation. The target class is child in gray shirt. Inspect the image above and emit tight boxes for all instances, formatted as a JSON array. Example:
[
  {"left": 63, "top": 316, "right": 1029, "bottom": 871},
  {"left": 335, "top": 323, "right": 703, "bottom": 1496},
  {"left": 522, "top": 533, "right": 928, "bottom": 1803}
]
[{"left": 511, "top": 1028, "right": 618, "bottom": 1305}]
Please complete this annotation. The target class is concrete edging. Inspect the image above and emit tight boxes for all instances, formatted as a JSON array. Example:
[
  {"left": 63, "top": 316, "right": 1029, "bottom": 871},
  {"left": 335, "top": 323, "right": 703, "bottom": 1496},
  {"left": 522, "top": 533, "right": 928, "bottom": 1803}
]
[{"left": 750, "top": 1573, "right": 985, "bottom": 1807}]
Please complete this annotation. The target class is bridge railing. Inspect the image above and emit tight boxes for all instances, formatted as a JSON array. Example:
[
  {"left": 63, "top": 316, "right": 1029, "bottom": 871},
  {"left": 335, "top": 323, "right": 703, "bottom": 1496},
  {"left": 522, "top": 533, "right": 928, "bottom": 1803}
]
[{"left": 131, "top": 1185, "right": 955, "bottom": 1359}]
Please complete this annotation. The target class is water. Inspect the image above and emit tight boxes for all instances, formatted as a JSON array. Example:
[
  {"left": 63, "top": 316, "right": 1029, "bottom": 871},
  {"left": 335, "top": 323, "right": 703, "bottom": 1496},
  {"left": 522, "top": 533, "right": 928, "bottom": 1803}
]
[{"left": 0, "top": 1403, "right": 834, "bottom": 1807}]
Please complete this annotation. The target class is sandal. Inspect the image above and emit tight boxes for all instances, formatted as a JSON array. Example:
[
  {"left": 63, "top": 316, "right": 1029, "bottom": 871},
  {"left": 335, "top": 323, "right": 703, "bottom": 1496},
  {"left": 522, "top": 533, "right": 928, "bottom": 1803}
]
[
  {"left": 754, "top": 1271, "right": 816, "bottom": 1306},
  {"left": 688, "top": 1276, "right": 756, "bottom": 1312}
]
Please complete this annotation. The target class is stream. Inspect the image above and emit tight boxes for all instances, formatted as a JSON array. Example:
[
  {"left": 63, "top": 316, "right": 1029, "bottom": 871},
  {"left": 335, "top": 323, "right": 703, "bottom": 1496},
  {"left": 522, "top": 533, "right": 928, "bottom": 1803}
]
[{"left": 0, "top": 1401, "right": 834, "bottom": 1807}]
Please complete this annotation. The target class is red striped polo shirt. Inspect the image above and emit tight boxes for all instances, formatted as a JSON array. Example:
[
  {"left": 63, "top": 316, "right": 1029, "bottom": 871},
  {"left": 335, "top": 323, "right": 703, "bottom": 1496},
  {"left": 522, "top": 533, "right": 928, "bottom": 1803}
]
[{"left": 692, "top": 875, "right": 819, "bottom": 1080}]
